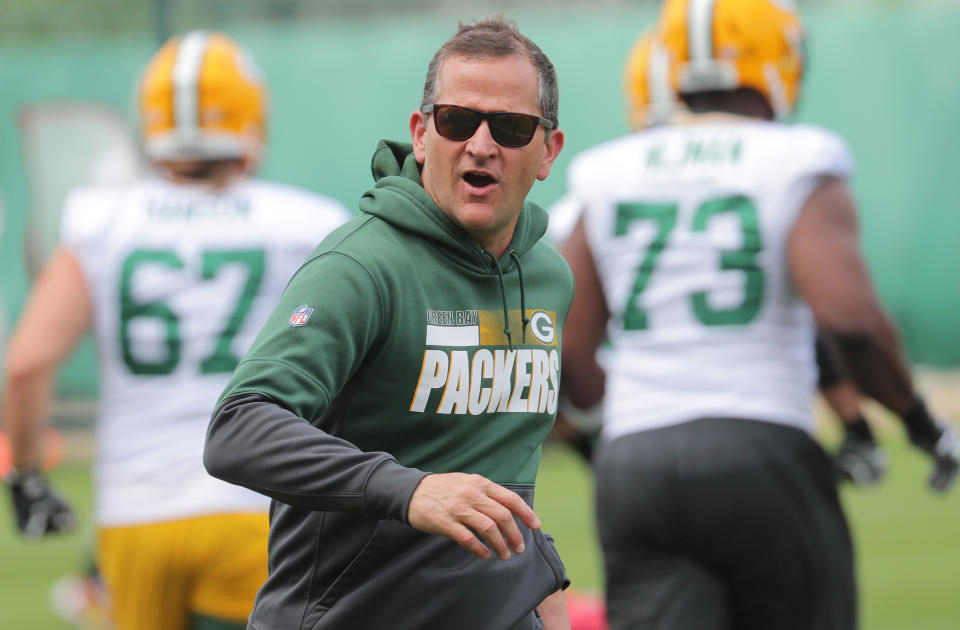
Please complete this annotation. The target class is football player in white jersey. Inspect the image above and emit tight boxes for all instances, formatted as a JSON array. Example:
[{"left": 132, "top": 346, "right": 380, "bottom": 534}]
[
  {"left": 558, "top": 1, "right": 959, "bottom": 629},
  {"left": 553, "top": 27, "right": 887, "bottom": 485},
  {"left": 547, "top": 29, "right": 673, "bottom": 470},
  {"left": 3, "top": 31, "right": 350, "bottom": 630}
]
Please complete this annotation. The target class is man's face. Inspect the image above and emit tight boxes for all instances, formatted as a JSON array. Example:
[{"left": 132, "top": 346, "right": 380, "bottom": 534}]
[{"left": 411, "top": 54, "right": 564, "bottom": 256}]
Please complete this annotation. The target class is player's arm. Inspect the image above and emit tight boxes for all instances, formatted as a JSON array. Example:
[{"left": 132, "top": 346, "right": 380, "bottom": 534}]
[
  {"left": 789, "top": 178, "right": 957, "bottom": 492},
  {"left": 559, "top": 216, "right": 609, "bottom": 410},
  {"left": 3, "top": 247, "right": 89, "bottom": 534},
  {"left": 815, "top": 330, "right": 887, "bottom": 486},
  {"left": 547, "top": 410, "right": 598, "bottom": 464}
]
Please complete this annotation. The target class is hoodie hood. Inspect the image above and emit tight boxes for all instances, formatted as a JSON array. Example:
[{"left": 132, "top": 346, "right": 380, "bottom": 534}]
[{"left": 358, "top": 139, "right": 549, "bottom": 272}]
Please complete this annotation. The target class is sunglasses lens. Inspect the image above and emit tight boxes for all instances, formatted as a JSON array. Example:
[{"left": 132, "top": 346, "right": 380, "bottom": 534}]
[
  {"left": 434, "top": 106, "right": 481, "bottom": 141},
  {"left": 430, "top": 105, "right": 543, "bottom": 147},
  {"left": 489, "top": 114, "right": 538, "bottom": 147}
]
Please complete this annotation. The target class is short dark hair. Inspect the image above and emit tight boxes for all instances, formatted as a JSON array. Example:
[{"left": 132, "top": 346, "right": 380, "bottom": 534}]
[{"left": 420, "top": 16, "right": 559, "bottom": 127}]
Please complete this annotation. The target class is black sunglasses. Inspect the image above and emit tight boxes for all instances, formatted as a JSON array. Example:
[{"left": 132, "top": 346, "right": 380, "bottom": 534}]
[{"left": 422, "top": 104, "right": 556, "bottom": 148}]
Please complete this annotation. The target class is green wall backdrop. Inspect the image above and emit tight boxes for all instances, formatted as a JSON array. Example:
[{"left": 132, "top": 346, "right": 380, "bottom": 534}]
[{"left": 1, "top": 3, "right": 958, "bottom": 398}]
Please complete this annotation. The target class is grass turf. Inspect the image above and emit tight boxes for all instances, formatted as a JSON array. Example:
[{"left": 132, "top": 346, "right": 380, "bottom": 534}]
[{"left": 1, "top": 438, "right": 958, "bottom": 628}]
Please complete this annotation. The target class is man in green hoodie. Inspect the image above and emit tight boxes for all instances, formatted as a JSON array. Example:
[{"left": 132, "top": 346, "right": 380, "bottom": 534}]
[{"left": 204, "top": 17, "right": 571, "bottom": 630}]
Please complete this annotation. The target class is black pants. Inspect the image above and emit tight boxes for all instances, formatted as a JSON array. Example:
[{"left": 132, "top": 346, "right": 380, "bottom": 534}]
[{"left": 595, "top": 418, "right": 857, "bottom": 630}]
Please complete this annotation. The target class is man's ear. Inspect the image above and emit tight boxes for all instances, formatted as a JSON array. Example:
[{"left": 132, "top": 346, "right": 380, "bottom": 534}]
[
  {"left": 537, "top": 128, "right": 565, "bottom": 181},
  {"left": 410, "top": 110, "right": 427, "bottom": 163}
]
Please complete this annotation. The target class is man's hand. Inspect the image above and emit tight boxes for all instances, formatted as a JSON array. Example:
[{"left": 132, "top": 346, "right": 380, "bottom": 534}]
[
  {"left": 407, "top": 472, "right": 540, "bottom": 560},
  {"left": 8, "top": 469, "right": 77, "bottom": 537},
  {"left": 834, "top": 427, "right": 887, "bottom": 487}
]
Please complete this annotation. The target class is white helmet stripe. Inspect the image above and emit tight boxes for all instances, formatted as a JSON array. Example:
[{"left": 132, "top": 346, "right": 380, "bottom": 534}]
[
  {"left": 172, "top": 31, "right": 210, "bottom": 134},
  {"left": 688, "top": 0, "right": 716, "bottom": 63},
  {"left": 648, "top": 42, "right": 673, "bottom": 124}
]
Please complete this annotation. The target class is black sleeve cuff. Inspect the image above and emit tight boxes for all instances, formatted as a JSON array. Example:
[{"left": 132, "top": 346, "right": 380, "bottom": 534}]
[{"left": 362, "top": 459, "right": 430, "bottom": 524}]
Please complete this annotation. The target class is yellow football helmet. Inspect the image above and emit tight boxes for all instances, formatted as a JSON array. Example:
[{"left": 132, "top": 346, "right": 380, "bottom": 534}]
[
  {"left": 623, "top": 28, "right": 677, "bottom": 131},
  {"left": 139, "top": 31, "right": 267, "bottom": 168},
  {"left": 657, "top": 0, "right": 805, "bottom": 119}
]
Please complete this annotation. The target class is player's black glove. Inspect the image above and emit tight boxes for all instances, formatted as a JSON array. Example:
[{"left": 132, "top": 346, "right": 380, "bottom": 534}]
[
  {"left": 834, "top": 417, "right": 887, "bottom": 486},
  {"left": 928, "top": 425, "right": 960, "bottom": 492},
  {"left": 7, "top": 468, "right": 77, "bottom": 537},
  {"left": 901, "top": 398, "right": 959, "bottom": 493}
]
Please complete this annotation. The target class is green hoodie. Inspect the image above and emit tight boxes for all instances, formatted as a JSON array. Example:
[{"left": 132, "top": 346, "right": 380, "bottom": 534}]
[{"left": 205, "top": 141, "right": 573, "bottom": 630}]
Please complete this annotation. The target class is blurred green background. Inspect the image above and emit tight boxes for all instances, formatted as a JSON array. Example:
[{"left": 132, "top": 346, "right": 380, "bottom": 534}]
[
  {"left": 1, "top": 0, "right": 960, "bottom": 396},
  {"left": 1, "top": 0, "right": 959, "bottom": 628}
]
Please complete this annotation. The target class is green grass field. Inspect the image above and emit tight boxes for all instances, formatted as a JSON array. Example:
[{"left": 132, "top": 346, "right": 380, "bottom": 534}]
[{"left": 1, "top": 438, "right": 958, "bottom": 629}]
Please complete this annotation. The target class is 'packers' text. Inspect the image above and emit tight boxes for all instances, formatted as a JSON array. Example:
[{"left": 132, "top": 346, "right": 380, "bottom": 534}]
[{"left": 410, "top": 348, "right": 560, "bottom": 415}]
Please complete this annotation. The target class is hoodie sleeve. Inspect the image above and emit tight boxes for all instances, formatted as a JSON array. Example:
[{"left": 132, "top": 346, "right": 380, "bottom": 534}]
[
  {"left": 205, "top": 394, "right": 427, "bottom": 521},
  {"left": 204, "top": 251, "right": 428, "bottom": 520},
  {"left": 216, "top": 251, "right": 381, "bottom": 418}
]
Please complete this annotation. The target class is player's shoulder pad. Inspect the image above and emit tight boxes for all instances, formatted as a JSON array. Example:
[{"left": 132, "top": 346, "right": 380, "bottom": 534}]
[
  {"left": 246, "top": 179, "right": 352, "bottom": 218},
  {"left": 59, "top": 183, "right": 126, "bottom": 249},
  {"left": 545, "top": 194, "right": 582, "bottom": 246},
  {"left": 566, "top": 133, "right": 648, "bottom": 197},
  {"left": 782, "top": 123, "right": 855, "bottom": 181}
]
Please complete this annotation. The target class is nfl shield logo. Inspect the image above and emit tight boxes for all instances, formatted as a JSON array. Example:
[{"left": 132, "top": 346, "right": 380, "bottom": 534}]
[{"left": 289, "top": 305, "right": 314, "bottom": 327}]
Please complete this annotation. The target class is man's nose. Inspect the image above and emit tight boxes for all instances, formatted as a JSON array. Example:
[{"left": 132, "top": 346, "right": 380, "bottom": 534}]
[{"left": 465, "top": 120, "right": 497, "bottom": 158}]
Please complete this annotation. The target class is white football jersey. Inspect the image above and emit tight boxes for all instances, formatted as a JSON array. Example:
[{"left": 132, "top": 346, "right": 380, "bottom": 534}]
[
  {"left": 61, "top": 176, "right": 350, "bottom": 526},
  {"left": 569, "top": 114, "right": 853, "bottom": 438},
  {"left": 546, "top": 194, "right": 581, "bottom": 246}
]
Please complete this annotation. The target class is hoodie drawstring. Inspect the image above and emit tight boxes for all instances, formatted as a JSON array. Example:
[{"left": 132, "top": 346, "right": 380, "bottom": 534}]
[
  {"left": 482, "top": 249, "right": 528, "bottom": 349},
  {"left": 483, "top": 250, "right": 514, "bottom": 349},
  {"left": 508, "top": 250, "right": 529, "bottom": 344}
]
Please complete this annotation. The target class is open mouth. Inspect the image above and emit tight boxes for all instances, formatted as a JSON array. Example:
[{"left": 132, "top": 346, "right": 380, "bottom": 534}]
[{"left": 462, "top": 171, "right": 497, "bottom": 189}]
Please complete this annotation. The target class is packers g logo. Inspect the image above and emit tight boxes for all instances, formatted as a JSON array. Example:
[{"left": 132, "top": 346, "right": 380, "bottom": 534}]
[{"left": 529, "top": 310, "right": 555, "bottom": 345}]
